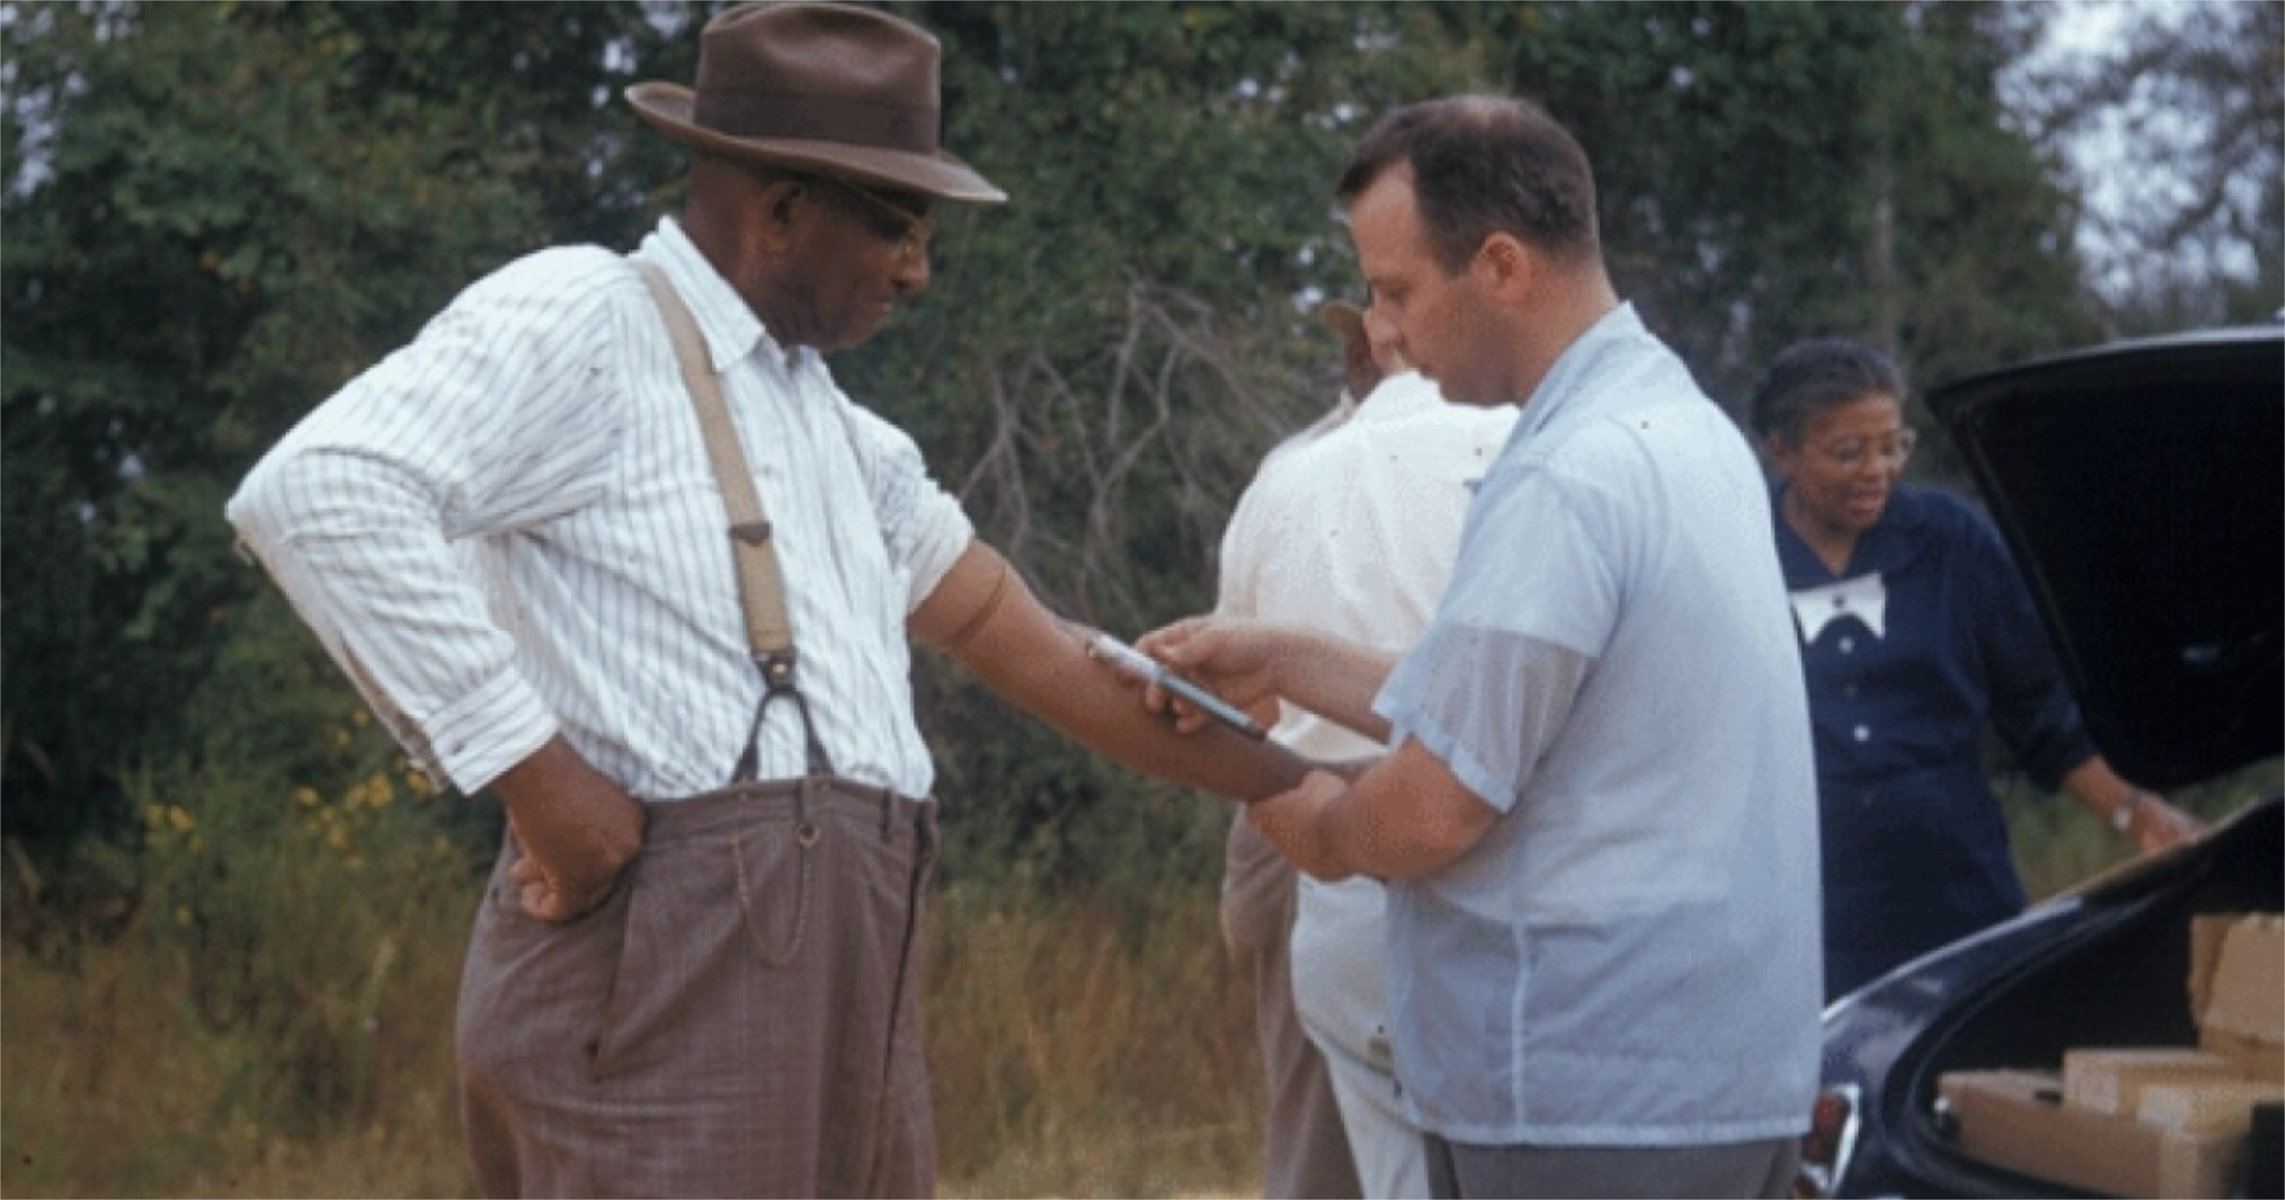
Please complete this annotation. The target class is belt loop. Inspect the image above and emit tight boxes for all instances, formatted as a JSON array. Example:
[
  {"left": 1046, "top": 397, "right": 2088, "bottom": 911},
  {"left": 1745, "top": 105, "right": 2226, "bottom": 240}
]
[
  {"left": 794, "top": 776, "right": 819, "bottom": 848},
  {"left": 879, "top": 788, "right": 892, "bottom": 841}
]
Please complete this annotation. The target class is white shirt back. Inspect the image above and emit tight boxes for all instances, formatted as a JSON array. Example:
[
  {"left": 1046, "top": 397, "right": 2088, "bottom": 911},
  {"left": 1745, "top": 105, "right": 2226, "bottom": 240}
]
[{"left": 1215, "top": 369, "right": 1516, "bottom": 1109}]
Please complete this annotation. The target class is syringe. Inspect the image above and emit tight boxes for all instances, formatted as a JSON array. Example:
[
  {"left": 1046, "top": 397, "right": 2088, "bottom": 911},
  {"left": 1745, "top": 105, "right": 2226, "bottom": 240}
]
[{"left": 1086, "top": 632, "right": 1268, "bottom": 741}]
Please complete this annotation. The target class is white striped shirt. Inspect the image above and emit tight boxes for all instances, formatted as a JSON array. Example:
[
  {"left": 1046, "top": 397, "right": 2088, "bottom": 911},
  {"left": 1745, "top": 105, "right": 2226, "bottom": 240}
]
[{"left": 226, "top": 219, "right": 974, "bottom": 801}]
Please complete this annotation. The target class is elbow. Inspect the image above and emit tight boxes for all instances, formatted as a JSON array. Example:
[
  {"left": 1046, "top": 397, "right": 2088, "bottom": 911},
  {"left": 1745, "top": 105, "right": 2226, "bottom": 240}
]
[
  {"left": 225, "top": 451, "right": 307, "bottom": 553},
  {"left": 1354, "top": 787, "right": 1493, "bottom": 880},
  {"left": 1399, "top": 814, "right": 1486, "bottom": 878},
  {"left": 1421, "top": 803, "right": 1489, "bottom": 861},
  {"left": 228, "top": 443, "right": 416, "bottom": 552}
]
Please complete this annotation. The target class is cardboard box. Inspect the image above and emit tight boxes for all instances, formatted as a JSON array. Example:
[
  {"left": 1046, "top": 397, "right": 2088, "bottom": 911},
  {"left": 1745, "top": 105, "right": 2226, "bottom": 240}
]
[
  {"left": 2137, "top": 1078, "right": 2285, "bottom": 1135},
  {"left": 2062, "top": 1047, "right": 2245, "bottom": 1115},
  {"left": 1940, "top": 1069, "right": 2247, "bottom": 1198},
  {"left": 2200, "top": 1027, "right": 2285, "bottom": 1082},
  {"left": 2201, "top": 913, "right": 2282, "bottom": 1044},
  {"left": 2189, "top": 913, "right": 2235, "bottom": 1020}
]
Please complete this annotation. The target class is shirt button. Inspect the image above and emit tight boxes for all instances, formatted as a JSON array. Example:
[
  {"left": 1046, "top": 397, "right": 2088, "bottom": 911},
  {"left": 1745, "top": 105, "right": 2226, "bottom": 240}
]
[
  {"left": 1843, "top": 684, "right": 1860, "bottom": 698},
  {"left": 1853, "top": 724, "right": 1871, "bottom": 742},
  {"left": 1839, "top": 637, "right": 1856, "bottom": 654}
]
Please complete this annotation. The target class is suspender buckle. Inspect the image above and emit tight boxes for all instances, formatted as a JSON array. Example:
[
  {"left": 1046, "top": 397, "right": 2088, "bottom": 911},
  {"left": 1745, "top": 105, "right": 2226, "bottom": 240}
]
[
  {"left": 757, "top": 649, "right": 798, "bottom": 690},
  {"left": 731, "top": 649, "right": 835, "bottom": 784}
]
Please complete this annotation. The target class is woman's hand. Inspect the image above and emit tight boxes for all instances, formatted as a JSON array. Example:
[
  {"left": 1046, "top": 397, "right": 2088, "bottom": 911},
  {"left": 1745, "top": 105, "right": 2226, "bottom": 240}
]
[{"left": 2124, "top": 792, "right": 2206, "bottom": 854}]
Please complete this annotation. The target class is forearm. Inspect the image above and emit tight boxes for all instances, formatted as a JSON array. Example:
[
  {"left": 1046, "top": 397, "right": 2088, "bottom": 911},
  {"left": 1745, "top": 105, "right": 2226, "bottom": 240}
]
[
  {"left": 2059, "top": 757, "right": 2138, "bottom": 824},
  {"left": 2059, "top": 756, "right": 2204, "bottom": 851},
  {"left": 1013, "top": 627, "right": 1316, "bottom": 800},
  {"left": 1320, "top": 742, "right": 1492, "bottom": 879},
  {"left": 1248, "top": 742, "right": 1494, "bottom": 883},
  {"left": 915, "top": 547, "right": 1314, "bottom": 801},
  {"left": 1265, "top": 631, "right": 1400, "bottom": 744},
  {"left": 229, "top": 449, "right": 555, "bottom": 792},
  {"left": 229, "top": 265, "right": 628, "bottom": 789}
]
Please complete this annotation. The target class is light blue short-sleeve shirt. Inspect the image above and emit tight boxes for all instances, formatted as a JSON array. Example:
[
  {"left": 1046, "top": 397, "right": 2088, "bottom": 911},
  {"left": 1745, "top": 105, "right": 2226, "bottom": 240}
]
[{"left": 1375, "top": 304, "right": 1822, "bottom": 1147}]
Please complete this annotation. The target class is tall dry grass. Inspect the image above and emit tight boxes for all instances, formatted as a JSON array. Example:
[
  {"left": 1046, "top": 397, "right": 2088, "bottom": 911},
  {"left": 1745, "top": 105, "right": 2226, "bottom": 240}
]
[
  {"left": 1, "top": 872, "right": 1262, "bottom": 1199},
  {"left": 7, "top": 761, "right": 2269, "bottom": 1198},
  {"left": 927, "top": 883, "right": 1261, "bottom": 1198},
  {"left": 2, "top": 929, "right": 471, "bottom": 1198}
]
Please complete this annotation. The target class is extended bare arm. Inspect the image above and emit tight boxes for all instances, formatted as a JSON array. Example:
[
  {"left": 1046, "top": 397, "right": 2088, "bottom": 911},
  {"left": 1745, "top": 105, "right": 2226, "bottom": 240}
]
[{"left": 911, "top": 542, "right": 1316, "bottom": 802}]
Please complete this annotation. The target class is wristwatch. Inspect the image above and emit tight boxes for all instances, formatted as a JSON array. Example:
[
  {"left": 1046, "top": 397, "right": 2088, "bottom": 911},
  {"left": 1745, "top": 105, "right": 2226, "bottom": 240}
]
[{"left": 2110, "top": 791, "right": 2142, "bottom": 834}]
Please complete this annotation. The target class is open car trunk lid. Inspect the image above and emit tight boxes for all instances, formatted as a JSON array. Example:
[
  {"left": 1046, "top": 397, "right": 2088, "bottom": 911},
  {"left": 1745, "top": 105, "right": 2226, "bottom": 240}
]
[{"left": 1925, "top": 326, "right": 2283, "bottom": 789}]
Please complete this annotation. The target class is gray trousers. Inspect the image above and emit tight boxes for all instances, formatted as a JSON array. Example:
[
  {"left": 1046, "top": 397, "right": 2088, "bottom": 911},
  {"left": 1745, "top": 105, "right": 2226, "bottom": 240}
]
[
  {"left": 456, "top": 778, "right": 937, "bottom": 1198},
  {"left": 1424, "top": 1132, "right": 1800, "bottom": 1199}
]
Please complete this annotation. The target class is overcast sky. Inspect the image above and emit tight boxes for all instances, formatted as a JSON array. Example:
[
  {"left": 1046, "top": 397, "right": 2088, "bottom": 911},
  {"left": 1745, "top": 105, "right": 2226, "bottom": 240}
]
[{"left": 2006, "top": 0, "right": 2261, "bottom": 304}]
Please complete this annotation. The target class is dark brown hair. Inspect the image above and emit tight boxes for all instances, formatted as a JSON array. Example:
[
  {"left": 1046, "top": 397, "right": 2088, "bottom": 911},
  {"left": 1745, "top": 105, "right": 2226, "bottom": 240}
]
[{"left": 1335, "top": 95, "right": 1600, "bottom": 274}]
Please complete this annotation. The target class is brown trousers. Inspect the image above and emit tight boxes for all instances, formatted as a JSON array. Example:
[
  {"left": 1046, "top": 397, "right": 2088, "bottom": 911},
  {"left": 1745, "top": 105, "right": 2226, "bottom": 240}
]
[{"left": 456, "top": 778, "right": 938, "bottom": 1199}]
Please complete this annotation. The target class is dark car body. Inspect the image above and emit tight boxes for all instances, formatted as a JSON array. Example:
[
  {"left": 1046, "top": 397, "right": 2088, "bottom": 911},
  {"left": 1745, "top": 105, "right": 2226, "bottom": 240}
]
[{"left": 1799, "top": 325, "right": 2284, "bottom": 1198}]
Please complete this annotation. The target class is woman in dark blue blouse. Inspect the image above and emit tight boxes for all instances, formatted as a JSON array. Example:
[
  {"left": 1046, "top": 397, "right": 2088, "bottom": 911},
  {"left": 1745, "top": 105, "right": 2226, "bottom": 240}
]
[{"left": 1749, "top": 338, "right": 2203, "bottom": 1001}]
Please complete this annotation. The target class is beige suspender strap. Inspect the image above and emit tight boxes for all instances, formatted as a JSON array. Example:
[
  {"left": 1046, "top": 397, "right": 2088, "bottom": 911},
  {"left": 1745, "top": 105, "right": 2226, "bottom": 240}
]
[{"left": 633, "top": 259, "right": 796, "bottom": 665}]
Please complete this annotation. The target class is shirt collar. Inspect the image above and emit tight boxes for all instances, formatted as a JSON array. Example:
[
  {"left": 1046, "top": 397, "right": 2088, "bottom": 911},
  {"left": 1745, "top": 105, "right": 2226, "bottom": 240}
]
[
  {"left": 1511, "top": 302, "right": 1647, "bottom": 442},
  {"left": 1349, "top": 370, "right": 1446, "bottom": 425},
  {"left": 639, "top": 217, "right": 813, "bottom": 377}
]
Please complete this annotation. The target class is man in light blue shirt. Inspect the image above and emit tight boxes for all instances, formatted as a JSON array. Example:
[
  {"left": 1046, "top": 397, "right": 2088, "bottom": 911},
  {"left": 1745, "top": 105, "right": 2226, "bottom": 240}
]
[{"left": 1142, "top": 96, "right": 1820, "bottom": 1198}]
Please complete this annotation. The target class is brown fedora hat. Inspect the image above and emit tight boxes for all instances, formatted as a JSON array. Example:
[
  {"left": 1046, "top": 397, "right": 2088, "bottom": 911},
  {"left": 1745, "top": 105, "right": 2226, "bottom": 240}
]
[{"left": 626, "top": 1, "right": 1005, "bottom": 203}]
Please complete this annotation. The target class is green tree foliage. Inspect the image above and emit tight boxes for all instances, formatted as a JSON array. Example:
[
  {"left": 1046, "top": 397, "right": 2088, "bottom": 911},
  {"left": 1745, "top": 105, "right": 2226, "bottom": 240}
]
[
  {"left": 861, "top": 2, "right": 1496, "bottom": 888},
  {"left": 2, "top": 0, "right": 2158, "bottom": 906},
  {"left": 867, "top": 2, "right": 2105, "bottom": 884},
  {"left": 1436, "top": 1, "right": 2097, "bottom": 422},
  {"left": 5, "top": 3, "right": 2270, "bottom": 1175},
  {"left": 2, "top": 0, "right": 670, "bottom": 855}
]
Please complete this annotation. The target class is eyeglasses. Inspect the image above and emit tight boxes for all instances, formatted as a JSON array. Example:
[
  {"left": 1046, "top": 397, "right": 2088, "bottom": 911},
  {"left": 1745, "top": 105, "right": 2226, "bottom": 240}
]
[
  {"left": 1811, "top": 429, "right": 1918, "bottom": 470},
  {"left": 805, "top": 174, "right": 935, "bottom": 261}
]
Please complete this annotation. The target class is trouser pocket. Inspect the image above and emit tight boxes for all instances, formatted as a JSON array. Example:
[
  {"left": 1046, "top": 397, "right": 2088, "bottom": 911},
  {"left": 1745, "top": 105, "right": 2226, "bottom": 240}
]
[{"left": 735, "top": 815, "right": 817, "bottom": 966}]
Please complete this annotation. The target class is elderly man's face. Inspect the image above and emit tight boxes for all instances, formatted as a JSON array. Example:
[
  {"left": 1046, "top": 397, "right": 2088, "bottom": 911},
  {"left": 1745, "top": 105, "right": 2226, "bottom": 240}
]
[
  {"left": 762, "top": 175, "right": 935, "bottom": 352},
  {"left": 1348, "top": 165, "right": 1506, "bottom": 407}
]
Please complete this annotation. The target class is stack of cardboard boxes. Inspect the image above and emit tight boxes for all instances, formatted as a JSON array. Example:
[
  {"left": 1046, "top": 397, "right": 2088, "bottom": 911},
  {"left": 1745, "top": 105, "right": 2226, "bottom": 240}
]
[{"left": 1938, "top": 911, "right": 2283, "bottom": 1198}]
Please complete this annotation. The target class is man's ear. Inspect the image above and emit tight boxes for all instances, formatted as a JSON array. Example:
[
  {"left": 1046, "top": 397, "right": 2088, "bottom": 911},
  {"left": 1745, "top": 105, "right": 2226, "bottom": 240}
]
[
  {"left": 1475, "top": 232, "right": 1539, "bottom": 300},
  {"left": 752, "top": 178, "right": 808, "bottom": 251}
]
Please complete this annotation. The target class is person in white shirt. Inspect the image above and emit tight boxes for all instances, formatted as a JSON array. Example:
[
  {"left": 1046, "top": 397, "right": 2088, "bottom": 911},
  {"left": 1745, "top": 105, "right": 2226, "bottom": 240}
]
[
  {"left": 225, "top": 6, "right": 1309, "bottom": 1197},
  {"left": 1219, "top": 299, "right": 1514, "bottom": 1199},
  {"left": 1143, "top": 95, "right": 1820, "bottom": 1199}
]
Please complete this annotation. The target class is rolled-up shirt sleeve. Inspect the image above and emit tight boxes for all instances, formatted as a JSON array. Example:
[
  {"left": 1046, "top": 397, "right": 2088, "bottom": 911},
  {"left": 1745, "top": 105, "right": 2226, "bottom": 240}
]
[
  {"left": 835, "top": 399, "right": 974, "bottom": 612},
  {"left": 1376, "top": 468, "right": 1608, "bottom": 812},
  {"left": 1381, "top": 625, "right": 1592, "bottom": 814},
  {"left": 225, "top": 248, "right": 628, "bottom": 793}
]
